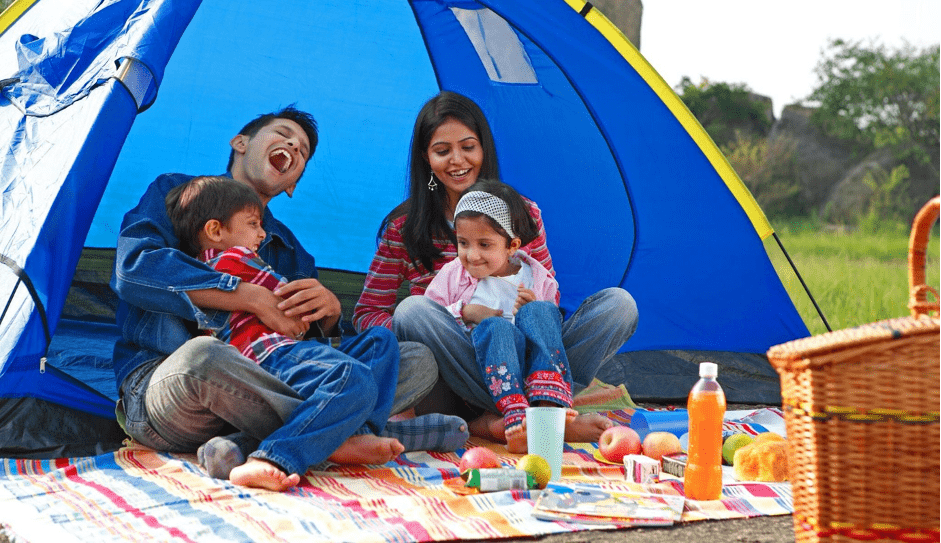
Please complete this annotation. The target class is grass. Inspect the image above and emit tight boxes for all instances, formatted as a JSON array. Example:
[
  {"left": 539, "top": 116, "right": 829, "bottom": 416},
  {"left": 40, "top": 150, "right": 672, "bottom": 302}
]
[{"left": 765, "top": 220, "right": 940, "bottom": 336}]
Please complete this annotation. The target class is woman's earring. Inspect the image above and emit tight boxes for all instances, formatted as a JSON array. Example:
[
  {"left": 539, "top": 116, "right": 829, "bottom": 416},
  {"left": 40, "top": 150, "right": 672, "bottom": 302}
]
[{"left": 427, "top": 174, "right": 438, "bottom": 191}]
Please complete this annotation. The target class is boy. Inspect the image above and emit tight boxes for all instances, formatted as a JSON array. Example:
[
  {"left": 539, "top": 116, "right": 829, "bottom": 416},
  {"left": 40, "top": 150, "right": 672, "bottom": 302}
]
[{"left": 166, "top": 175, "right": 408, "bottom": 489}]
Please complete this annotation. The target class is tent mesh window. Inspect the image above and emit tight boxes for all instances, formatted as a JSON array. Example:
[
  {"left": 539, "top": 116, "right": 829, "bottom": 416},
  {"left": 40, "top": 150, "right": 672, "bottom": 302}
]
[{"left": 451, "top": 7, "right": 537, "bottom": 84}]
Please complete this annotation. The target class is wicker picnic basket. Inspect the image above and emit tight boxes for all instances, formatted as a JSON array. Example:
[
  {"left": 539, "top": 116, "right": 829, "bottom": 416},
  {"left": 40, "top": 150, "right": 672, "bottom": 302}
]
[{"left": 767, "top": 196, "right": 940, "bottom": 543}]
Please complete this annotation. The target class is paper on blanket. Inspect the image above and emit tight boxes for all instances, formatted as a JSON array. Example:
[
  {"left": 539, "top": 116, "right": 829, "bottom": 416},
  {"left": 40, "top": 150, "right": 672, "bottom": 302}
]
[{"left": 532, "top": 481, "right": 685, "bottom": 526}]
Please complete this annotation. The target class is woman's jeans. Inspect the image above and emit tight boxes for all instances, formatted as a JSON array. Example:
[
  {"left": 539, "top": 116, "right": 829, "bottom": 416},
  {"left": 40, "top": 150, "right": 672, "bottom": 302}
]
[{"left": 393, "top": 287, "right": 638, "bottom": 414}]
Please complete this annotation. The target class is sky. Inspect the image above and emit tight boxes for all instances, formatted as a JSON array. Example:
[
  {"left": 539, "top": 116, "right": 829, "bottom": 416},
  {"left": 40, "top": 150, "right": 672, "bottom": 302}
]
[{"left": 640, "top": 0, "right": 941, "bottom": 118}]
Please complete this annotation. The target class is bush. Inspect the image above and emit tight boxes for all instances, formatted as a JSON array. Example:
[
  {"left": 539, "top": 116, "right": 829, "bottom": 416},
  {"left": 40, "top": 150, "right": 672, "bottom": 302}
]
[
  {"left": 857, "top": 165, "right": 914, "bottom": 234},
  {"left": 722, "top": 133, "right": 803, "bottom": 218},
  {"left": 676, "top": 77, "right": 772, "bottom": 147}
]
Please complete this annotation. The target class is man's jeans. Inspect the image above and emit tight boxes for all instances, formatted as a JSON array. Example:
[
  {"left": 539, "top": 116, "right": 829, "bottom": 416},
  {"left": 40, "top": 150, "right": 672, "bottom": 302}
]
[
  {"left": 119, "top": 337, "right": 436, "bottom": 458},
  {"left": 471, "top": 302, "right": 574, "bottom": 429},
  {"left": 393, "top": 287, "right": 638, "bottom": 413}
]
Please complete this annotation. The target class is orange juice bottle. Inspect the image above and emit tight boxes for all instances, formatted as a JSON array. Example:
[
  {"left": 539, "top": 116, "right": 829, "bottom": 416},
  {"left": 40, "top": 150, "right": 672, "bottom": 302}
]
[{"left": 684, "top": 362, "right": 726, "bottom": 500}]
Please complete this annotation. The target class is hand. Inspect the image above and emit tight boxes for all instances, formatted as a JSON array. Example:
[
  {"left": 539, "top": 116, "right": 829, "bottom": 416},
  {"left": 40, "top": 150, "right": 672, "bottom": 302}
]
[
  {"left": 274, "top": 278, "right": 342, "bottom": 334},
  {"left": 513, "top": 285, "right": 537, "bottom": 314},
  {"left": 461, "top": 303, "right": 503, "bottom": 325},
  {"left": 253, "top": 288, "right": 310, "bottom": 338}
]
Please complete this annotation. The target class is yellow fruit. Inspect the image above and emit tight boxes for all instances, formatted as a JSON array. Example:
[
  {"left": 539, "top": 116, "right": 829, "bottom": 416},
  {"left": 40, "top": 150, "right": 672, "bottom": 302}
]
[
  {"left": 722, "top": 433, "right": 754, "bottom": 465},
  {"left": 516, "top": 454, "right": 552, "bottom": 489}
]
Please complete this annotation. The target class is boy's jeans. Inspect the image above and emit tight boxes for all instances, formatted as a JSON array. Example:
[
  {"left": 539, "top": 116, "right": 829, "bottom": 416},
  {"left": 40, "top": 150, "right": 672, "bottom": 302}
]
[
  {"left": 249, "top": 327, "right": 398, "bottom": 474},
  {"left": 393, "top": 287, "right": 638, "bottom": 413}
]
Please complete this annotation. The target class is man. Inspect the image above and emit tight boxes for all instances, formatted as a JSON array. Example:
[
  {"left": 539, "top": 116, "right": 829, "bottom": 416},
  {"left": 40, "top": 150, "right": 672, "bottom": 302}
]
[{"left": 111, "top": 106, "right": 466, "bottom": 486}]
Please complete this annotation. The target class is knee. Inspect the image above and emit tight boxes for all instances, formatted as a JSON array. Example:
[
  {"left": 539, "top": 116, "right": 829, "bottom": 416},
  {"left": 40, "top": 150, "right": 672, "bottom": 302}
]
[
  {"left": 472, "top": 315, "right": 514, "bottom": 339},
  {"left": 392, "top": 295, "right": 444, "bottom": 337},
  {"left": 517, "top": 300, "right": 561, "bottom": 323},
  {"left": 391, "top": 295, "right": 435, "bottom": 322},
  {"left": 158, "top": 336, "right": 239, "bottom": 378},
  {"left": 602, "top": 287, "right": 639, "bottom": 332},
  {"left": 363, "top": 326, "right": 398, "bottom": 353}
]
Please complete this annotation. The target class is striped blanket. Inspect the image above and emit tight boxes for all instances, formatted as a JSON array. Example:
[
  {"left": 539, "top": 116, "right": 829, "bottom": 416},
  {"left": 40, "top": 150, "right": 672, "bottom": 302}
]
[{"left": 0, "top": 405, "right": 791, "bottom": 543}]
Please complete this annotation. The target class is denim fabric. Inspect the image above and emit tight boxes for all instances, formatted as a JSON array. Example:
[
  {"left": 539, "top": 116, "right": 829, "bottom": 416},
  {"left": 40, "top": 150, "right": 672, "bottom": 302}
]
[
  {"left": 112, "top": 172, "right": 435, "bottom": 458},
  {"left": 471, "top": 302, "right": 573, "bottom": 429},
  {"left": 119, "top": 335, "right": 432, "bottom": 455},
  {"left": 393, "top": 287, "right": 638, "bottom": 411},
  {"left": 123, "top": 337, "right": 302, "bottom": 453},
  {"left": 248, "top": 327, "right": 399, "bottom": 475},
  {"left": 111, "top": 172, "right": 320, "bottom": 388}
]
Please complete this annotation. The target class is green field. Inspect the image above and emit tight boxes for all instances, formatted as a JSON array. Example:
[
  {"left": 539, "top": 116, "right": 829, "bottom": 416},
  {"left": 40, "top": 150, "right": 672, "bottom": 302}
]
[{"left": 766, "top": 222, "right": 940, "bottom": 336}]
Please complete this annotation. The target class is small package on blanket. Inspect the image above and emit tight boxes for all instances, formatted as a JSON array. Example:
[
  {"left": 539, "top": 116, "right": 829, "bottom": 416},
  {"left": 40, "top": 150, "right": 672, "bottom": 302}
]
[
  {"left": 623, "top": 454, "right": 660, "bottom": 484},
  {"left": 661, "top": 452, "right": 687, "bottom": 478}
]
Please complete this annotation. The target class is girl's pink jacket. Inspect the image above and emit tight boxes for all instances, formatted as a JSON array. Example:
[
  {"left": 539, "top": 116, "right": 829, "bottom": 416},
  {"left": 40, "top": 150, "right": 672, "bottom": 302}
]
[{"left": 424, "top": 250, "right": 559, "bottom": 327}]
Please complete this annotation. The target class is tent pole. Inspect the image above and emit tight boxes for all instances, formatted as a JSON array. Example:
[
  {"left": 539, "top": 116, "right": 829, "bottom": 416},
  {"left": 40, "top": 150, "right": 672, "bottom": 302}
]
[{"left": 772, "top": 232, "right": 832, "bottom": 332}]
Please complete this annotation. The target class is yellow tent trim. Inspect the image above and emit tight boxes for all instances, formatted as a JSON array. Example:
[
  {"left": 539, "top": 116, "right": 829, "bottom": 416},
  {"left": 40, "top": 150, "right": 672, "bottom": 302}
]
[
  {"left": 0, "top": 0, "right": 38, "bottom": 36},
  {"left": 563, "top": 0, "right": 774, "bottom": 240}
]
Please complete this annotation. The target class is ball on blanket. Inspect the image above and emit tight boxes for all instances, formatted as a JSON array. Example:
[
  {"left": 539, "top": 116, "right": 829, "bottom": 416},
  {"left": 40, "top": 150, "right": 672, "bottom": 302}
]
[{"left": 459, "top": 447, "right": 501, "bottom": 473}]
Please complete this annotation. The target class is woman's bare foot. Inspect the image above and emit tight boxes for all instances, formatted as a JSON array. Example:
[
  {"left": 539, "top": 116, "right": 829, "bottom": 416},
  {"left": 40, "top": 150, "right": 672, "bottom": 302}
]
[
  {"left": 328, "top": 434, "right": 404, "bottom": 465},
  {"left": 564, "top": 411, "right": 614, "bottom": 443},
  {"left": 388, "top": 407, "right": 416, "bottom": 422},
  {"left": 469, "top": 412, "right": 507, "bottom": 443},
  {"left": 229, "top": 458, "right": 301, "bottom": 491},
  {"left": 505, "top": 423, "right": 528, "bottom": 454}
]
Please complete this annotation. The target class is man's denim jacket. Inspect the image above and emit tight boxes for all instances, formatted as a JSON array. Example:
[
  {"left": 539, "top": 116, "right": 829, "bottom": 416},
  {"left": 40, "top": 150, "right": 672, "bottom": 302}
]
[{"left": 110, "top": 172, "right": 319, "bottom": 394}]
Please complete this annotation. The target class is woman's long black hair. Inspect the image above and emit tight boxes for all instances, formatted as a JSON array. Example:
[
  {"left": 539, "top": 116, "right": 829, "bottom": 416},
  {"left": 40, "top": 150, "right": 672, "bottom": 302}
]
[{"left": 378, "top": 91, "right": 500, "bottom": 274}]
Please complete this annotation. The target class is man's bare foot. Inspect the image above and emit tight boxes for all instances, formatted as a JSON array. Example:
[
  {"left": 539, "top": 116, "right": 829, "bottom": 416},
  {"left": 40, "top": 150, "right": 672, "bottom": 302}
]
[
  {"left": 564, "top": 411, "right": 614, "bottom": 443},
  {"left": 505, "top": 423, "right": 528, "bottom": 454},
  {"left": 229, "top": 458, "right": 301, "bottom": 491},
  {"left": 468, "top": 412, "right": 507, "bottom": 443},
  {"left": 328, "top": 434, "right": 404, "bottom": 465}
]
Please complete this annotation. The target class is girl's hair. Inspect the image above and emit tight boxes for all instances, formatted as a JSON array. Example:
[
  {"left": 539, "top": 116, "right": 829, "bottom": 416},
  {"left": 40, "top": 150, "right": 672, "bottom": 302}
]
[
  {"left": 378, "top": 91, "right": 500, "bottom": 273},
  {"left": 166, "top": 176, "right": 263, "bottom": 257},
  {"left": 454, "top": 179, "right": 539, "bottom": 247}
]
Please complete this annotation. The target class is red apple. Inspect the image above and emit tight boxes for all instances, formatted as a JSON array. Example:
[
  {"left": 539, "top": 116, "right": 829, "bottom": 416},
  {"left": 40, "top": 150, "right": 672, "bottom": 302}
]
[
  {"left": 459, "top": 446, "right": 501, "bottom": 472},
  {"left": 642, "top": 431, "right": 683, "bottom": 461},
  {"left": 598, "top": 426, "right": 642, "bottom": 463}
]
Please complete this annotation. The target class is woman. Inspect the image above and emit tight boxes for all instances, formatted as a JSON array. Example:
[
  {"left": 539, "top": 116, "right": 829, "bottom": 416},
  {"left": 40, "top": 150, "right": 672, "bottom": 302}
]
[{"left": 353, "top": 91, "right": 638, "bottom": 443}]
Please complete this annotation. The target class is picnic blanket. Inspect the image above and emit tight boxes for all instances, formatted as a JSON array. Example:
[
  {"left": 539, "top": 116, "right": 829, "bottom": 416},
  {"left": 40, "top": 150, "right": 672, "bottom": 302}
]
[{"left": 0, "top": 386, "right": 791, "bottom": 543}]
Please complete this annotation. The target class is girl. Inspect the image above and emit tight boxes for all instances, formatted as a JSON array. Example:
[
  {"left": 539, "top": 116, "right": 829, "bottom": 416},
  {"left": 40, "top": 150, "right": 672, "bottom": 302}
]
[
  {"left": 353, "top": 91, "right": 638, "bottom": 445},
  {"left": 424, "top": 180, "right": 576, "bottom": 453}
]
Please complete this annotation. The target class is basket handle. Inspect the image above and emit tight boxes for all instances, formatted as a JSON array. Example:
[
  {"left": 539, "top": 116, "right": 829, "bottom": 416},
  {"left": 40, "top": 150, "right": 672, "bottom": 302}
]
[{"left": 908, "top": 196, "right": 940, "bottom": 318}]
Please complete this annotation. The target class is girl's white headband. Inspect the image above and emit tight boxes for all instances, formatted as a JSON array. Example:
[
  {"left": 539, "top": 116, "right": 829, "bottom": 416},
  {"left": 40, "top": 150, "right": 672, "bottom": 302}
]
[{"left": 454, "top": 191, "right": 515, "bottom": 238}]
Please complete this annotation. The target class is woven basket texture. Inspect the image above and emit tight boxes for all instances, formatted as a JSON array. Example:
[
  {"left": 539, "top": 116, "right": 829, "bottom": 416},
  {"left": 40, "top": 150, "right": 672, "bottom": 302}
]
[{"left": 767, "top": 197, "right": 940, "bottom": 543}]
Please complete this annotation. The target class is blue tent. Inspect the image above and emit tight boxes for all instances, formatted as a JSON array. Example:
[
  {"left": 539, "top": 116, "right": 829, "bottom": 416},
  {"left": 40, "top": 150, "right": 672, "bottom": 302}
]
[{"left": 0, "top": 0, "right": 809, "bottom": 441}]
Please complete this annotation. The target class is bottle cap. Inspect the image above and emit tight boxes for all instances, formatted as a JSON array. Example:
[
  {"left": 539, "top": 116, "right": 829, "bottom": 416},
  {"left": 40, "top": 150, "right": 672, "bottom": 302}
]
[{"left": 699, "top": 362, "right": 718, "bottom": 378}]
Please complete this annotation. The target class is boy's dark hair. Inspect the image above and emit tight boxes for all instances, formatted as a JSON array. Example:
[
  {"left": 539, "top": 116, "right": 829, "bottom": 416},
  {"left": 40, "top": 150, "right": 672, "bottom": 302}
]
[
  {"left": 454, "top": 179, "right": 539, "bottom": 247},
  {"left": 166, "top": 176, "right": 264, "bottom": 257},
  {"left": 225, "top": 105, "right": 319, "bottom": 172}
]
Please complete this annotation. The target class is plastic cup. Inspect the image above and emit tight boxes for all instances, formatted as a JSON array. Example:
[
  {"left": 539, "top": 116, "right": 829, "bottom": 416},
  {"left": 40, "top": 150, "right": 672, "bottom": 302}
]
[
  {"left": 629, "top": 409, "right": 689, "bottom": 440},
  {"left": 526, "top": 407, "right": 566, "bottom": 481}
]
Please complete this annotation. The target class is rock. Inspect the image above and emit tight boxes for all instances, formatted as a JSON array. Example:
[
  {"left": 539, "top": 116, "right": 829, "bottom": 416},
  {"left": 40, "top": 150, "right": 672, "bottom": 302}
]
[
  {"left": 768, "top": 104, "right": 862, "bottom": 212},
  {"left": 591, "top": 0, "right": 643, "bottom": 49},
  {"left": 822, "top": 143, "right": 941, "bottom": 223}
]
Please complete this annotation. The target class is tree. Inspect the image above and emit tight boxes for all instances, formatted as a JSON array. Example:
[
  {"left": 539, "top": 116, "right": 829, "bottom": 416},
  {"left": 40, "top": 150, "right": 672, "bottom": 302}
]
[
  {"left": 675, "top": 77, "right": 773, "bottom": 148},
  {"left": 808, "top": 39, "right": 940, "bottom": 171}
]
